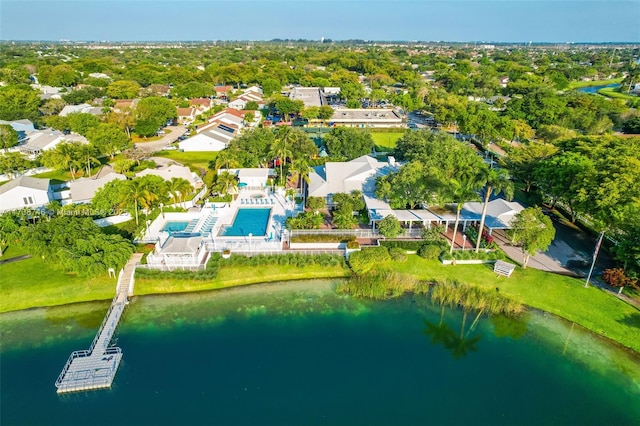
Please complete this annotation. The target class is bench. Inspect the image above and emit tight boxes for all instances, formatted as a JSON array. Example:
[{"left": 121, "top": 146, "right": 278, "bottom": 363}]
[{"left": 494, "top": 260, "right": 516, "bottom": 278}]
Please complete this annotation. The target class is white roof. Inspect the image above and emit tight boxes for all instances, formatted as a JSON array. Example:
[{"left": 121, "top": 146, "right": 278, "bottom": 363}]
[
  {"left": 69, "top": 172, "right": 126, "bottom": 203},
  {"left": 179, "top": 132, "right": 228, "bottom": 152},
  {"left": 59, "top": 104, "right": 103, "bottom": 117},
  {"left": 308, "top": 155, "right": 397, "bottom": 199},
  {"left": 160, "top": 236, "right": 203, "bottom": 254},
  {"left": 462, "top": 199, "right": 525, "bottom": 229},
  {"left": 20, "top": 130, "right": 87, "bottom": 152},
  {"left": 0, "top": 175, "right": 50, "bottom": 195},
  {"left": 136, "top": 164, "right": 196, "bottom": 187}
]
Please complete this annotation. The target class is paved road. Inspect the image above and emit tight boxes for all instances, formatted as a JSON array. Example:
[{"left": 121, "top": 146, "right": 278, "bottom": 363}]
[{"left": 133, "top": 126, "right": 188, "bottom": 153}]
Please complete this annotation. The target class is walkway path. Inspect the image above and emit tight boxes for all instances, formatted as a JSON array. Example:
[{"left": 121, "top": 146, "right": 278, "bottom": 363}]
[{"left": 54, "top": 253, "right": 142, "bottom": 393}]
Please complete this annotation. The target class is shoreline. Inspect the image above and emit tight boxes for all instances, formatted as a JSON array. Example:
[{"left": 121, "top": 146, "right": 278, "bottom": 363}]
[{"left": 2, "top": 268, "right": 640, "bottom": 356}]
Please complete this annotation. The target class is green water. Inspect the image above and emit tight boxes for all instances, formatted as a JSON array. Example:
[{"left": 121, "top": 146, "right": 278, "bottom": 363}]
[{"left": 1, "top": 279, "right": 639, "bottom": 425}]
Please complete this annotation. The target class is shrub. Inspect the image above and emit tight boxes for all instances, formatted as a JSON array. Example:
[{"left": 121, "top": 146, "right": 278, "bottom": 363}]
[
  {"left": 418, "top": 244, "right": 442, "bottom": 260},
  {"left": 379, "top": 240, "right": 424, "bottom": 251},
  {"left": 602, "top": 268, "right": 639, "bottom": 289},
  {"left": 346, "top": 241, "right": 360, "bottom": 249},
  {"left": 388, "top": 247, "right": 407, "bottom": 262},
  {"left": 348, "top": 246, "right": 391, "bottom": 275},
  {"left": 290, "top": 234, "right": 356, "bottom": 243},
  {"left": 377, "top": 215, "right": 402, "bottom": 238}
]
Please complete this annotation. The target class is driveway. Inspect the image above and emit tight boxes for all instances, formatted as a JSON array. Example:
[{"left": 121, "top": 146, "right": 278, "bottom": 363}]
[
  {"left": 493, "top": 212, "right": 613, "bottom": 278},
  {"left": 133, "top": 126, "right": 188, "bottom": 153}
]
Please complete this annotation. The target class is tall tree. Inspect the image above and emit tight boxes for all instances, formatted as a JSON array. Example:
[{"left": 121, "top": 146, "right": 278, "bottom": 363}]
[
  {"left": 87, "top": 123, "right": 131, "bottom": 159},
  {"left": 0, "top": 86, "right": 41, "bottom": 122},
  {"left": 269, "top": 127, "right": 295, "bottom": 185},
  {"left": 40, "top": 141, "right": 85, "bottom": 180},
  {"left": 0, "top": 124, "right": 19, "bottom": 151},
  {"left": 508, "top": 207, "right": 556, "bottom": 268},
  {"left": 167, "top": 177, "right": 192, "bottom": 208},
  {"left": 324, "top": 127, "right": 374, "bottom": 160}
]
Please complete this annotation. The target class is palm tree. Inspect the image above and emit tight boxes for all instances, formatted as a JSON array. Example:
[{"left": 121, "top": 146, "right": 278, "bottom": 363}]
[
  {"left": 214, "top": 171, "right": 238, "bottom": 197},
  {"left": 167, "top": 177, "right": 192, "bottom": 208},
  {"left": 446, "top": 177, "right": 482, "bottom": 255},
  {"left": 290, "top": 157, "right": 310, "bottom": 193},
  {"left": 81, "top": 144, "right": 100, "bottom": 177},
  {"left": 475, "top": 168, "right": 514, "bottom": 253},
  {"left": 210, "top": 148, "right": 241, "bottom": 171},
  {"left": 269, "top": 127, "right": 295, "bottom": 186},
  {"left": 121, "top": 179, "right": 154, "bottom": 226}
]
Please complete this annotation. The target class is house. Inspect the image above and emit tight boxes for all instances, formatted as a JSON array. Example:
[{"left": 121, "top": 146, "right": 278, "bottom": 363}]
[
  {"left": 460, "top": 198, "right": 525, "bottom": 235},
  {"left": 228, "top": 92, "right": 264, "bottom": 110},
  {"left": 190, "top": 98, "right": 212, "bottom": 110},
  {"left": 88, "top": 72, "right": 111, "bottom": 80},
  {"left": 329, "top": 109, "right": 403, "bottom": 128},
  {"left": 113, "top": 99, "right": 139, "bottom": 112},
  {"left": 307, "top": 155, "right": 399, "bottom": 206},
  {"left": 197, "top": 108, "right": 245, "bottom": 133},
  {"left": 135, "top": 163, "right": 201, "bottom": 189},
  {"left": 177, "top": 107, "right": 197, "bottom": 124},
  {"left": 499, "top": 77, "right": 510, "bottom": 88},
  {"left": 213, "top": 85, "right": 233, "bottom": 99},
  {"left": 218, "top": 168, "right": 273, "bottom": 189},
  {"left": 288, "top": 87, "right": 326, "bottom": 107},
  {"left": 19, "top": 130, "right": 88, "bottom": 155},
  {"left": 0, "top": 175, "right": 53, "bottom": 212},
  {"left": 178, "top": 126, "right": 235, "bottom": 152},
  {"left": 68, "top": 172, "right": 126, "bottom": 204},
  {"left": 0, "top": 119, "right": 35, "bottom": 142},
  {"left": 0, "top": 119, "right": 35, "bottom": 133},
  {"left": 59, "top": 103, "right": 103, "bottom": 117},
  {"left": 32, "top": 85, "right": 63, "bottom": 100}
]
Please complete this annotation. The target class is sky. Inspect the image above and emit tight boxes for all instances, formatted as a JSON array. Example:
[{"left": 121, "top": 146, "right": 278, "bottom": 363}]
[{"left": 1, "top": 0, "right": 639, "bottom": 43}]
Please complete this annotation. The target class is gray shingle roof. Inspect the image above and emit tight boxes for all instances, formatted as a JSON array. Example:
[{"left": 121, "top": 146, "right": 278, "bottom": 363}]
[{"left": 0, "top": 175, "right": 50, "bottom": 195}]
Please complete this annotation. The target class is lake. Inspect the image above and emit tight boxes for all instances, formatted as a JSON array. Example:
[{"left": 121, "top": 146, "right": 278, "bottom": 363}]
[
  {"left": 576, "top": 83, "right": 620, "bottom": 93},
  {"left": 1, "top": 279, "right": 639, "bottom": 425}
]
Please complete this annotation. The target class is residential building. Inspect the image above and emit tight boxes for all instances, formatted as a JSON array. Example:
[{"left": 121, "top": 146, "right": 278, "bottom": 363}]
[
  {"left": 213, "top": 85, "right": 233, "bottom": 99},
  {"left": 59, "top": 103, "right": 103, "bottom": 117},
  {"left": 68, "top": 172, "right": 126, "bottom": 204},
  {"left": 307, "top": 155, "right": 398, "bottom": 206},
  {"left": 0, "top": 175, "right": 53, "bottom": 212},
  {"left": 288, "top": 87, "right": 326, "bottom": 107},
  {"left": 179, "top": 126, "right": 236, "bottom": 152},
  {"left": 176, "top": 107, "right": 197, "bottom": 124},
  {"left": 329, "top": 108, "right": 403, "bottom": 128},
  {"left": 19, "top": 130, "right": 88, "bottom": 155},
  {"left": 135, "top": 163, "right": 202, "bottom": 189},
  {"left": 218, "top": 168, "right": 273, "bottom": 189}
]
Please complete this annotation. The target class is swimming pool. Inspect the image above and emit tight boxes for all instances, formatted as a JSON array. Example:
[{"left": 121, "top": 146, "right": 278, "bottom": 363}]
[
  {"left": 219, "top": 208, "right": 271, "bottom": 237},
  {"left": 161, "top": 221, "right": 190, "bottom": 232}
]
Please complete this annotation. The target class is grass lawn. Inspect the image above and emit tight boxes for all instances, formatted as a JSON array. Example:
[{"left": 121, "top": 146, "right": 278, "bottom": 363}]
[
  {"left": 567, "top": 77, "right": 624, "bottom": 89},
  {"left": 597, "top": 87, "right": 639, "bottom": 101},
  {"left": 0, "top": 245, "right": 116, "bottom": 313},
  {"left": 371, "top": 132, "right": 405, "bottom": 151},
  {"left": 386, "top": 255, "right": 640, "bottom": 352},
  {"left": 155, "top": 150, "right": 217, "bottom": 172},
  {"left": 32, "top": 169, "right": 80, "bottom": 183},
  {"left": 134, "top": 263, "right": 351, "bottom": 295}
]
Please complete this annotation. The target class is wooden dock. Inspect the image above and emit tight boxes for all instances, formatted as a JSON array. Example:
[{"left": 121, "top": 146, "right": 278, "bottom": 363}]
[{"left": 55, "top": 254, "right": 142, "bottom": 394}]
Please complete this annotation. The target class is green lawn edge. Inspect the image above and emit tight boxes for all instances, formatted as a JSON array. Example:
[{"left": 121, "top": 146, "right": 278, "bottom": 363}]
[
  {"left": 567, "top": 77, "right": 624, "bottom": 89},
  {"left": 385, "top": 255, "right": 640, "bottom": 353},
  {"left": 2, "top": 251, "right": 638, "bottom": 353}
]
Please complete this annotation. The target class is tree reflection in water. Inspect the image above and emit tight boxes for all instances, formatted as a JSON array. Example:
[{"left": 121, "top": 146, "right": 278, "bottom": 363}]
[{"left": 423, "top": 319, "right": 482, "bottom": 359}]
